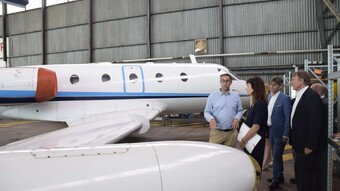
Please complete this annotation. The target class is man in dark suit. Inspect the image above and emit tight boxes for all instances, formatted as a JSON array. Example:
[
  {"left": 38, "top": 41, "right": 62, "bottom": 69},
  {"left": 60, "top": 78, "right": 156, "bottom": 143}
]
[
  {"left": 291, "top": 72, "right": 323, "bottom": 191},
  {"left": 311, "top": 83, "right": 328, "bottom": 191},
  {"left": 267, "top": 77, "right": 292, "bottom": 190}
]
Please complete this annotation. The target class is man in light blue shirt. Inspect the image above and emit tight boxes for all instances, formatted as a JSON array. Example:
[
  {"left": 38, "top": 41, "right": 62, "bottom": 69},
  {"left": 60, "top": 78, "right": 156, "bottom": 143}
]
[{"left": 204, "top": 73, "right": 243, "bottom": 147}]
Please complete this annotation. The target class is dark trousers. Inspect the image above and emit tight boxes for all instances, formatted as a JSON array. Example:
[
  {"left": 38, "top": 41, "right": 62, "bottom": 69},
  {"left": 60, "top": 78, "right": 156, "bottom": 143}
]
[
  {"left": 317, "top": 146, "right": 327, "bottom": 191},
  {"left": 294, "top": 151, "right": 319, "bottom": 191},
  {"left": 270, "top": 136, "right": 286, "bottom": 182}
]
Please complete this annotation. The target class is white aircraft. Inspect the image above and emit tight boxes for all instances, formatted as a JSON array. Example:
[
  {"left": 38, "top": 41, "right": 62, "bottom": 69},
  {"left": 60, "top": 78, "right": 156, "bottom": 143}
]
[{"left": 0, "top": 61, "right": 256, "bottom": 191}]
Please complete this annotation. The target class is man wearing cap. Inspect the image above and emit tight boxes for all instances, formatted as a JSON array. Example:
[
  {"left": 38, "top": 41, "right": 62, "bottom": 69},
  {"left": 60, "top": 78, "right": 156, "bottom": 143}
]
[{"left": 204, "top": 72, "right": 243, "bottom": 147}]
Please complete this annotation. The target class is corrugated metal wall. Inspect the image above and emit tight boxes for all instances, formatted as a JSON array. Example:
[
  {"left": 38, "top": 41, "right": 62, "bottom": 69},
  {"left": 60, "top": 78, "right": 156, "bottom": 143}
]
[
  {"left": 93, "top": 0, "right": 148, "bottom": 61},
  {"left": 45, "top": 1, "right": 89, "bottom": 64},
  {"left": 223, "top": 0, "right": 322, "bottom": 73},
  {"left": 0, "top": 0, "right": 339, "bottom": 81},
  {"left": 6, "top": 9, "right": 42, "bottom": 66}
]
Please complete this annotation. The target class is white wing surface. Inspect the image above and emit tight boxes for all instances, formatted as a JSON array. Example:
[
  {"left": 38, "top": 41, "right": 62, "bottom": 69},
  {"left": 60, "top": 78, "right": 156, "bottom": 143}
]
[{"left": 0, "top": 108, "right": 161, "bottom": 151}]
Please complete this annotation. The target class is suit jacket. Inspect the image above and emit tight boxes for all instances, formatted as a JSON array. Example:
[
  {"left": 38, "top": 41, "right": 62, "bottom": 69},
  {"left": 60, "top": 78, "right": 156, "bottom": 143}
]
[
  {"left": 268, "top": 92, "right": 292, "bottom": 138},
  {"left": 291, "top": 88, "right": 323, "bottom": 154}
]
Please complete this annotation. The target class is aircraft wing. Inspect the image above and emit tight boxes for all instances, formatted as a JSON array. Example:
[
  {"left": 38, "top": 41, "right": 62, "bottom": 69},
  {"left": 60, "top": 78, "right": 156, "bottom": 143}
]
[{"left": 0, "top": 108, "right": 161, "bottom": 151}]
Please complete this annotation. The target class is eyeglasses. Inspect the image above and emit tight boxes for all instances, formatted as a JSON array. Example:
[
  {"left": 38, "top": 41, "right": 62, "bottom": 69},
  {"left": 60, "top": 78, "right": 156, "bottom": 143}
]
[
  {"left": 220, "top": 80, "right": 231, "bottom": 83},
  {"left": 270, "top": 83, "right": 280, "bottom": 86}
]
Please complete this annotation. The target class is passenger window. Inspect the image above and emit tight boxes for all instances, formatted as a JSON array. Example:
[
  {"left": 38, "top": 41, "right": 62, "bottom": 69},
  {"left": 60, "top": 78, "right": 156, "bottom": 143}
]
[
  {"left": 70, "top": 74, "right": 79, "bottom": 84},
  {"left": 102, "top": 74, "right": 111, "bottom": 82},
  {"left": 180, "top": 72, "right": 188, "bottom": 82},
  {"left": 155, "top": 73, "right": 164, "bottom": 83},
  {"left": 129, "top": 73, "right": 138, "bottom": 83}
]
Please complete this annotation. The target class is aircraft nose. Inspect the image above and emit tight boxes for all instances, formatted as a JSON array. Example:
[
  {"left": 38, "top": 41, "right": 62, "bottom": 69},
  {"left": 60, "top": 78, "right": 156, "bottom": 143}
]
[{"left": 152, "top": 141, "right": 256, "bottom": 191}]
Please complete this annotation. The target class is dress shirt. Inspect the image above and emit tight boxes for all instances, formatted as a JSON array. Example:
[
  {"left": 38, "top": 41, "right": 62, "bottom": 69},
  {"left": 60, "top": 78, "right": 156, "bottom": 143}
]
[
  {"left": 291, "top": 86, "right": 308, "bottom": 127},
  {"left": 204, "top": 90, "right": 243, "bottom": 130},
  {"left": 267, "top": 92, "right": 279, "bottom": 126}
]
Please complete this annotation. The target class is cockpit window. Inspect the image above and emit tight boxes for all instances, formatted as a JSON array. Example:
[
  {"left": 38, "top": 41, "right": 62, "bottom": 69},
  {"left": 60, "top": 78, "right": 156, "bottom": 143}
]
[
  {"left": 180, "top": 72, "right": 188, "bottom": 82},
  {"left": 155, "top": 73, "right": 164, "bottom": 83},
  {"left": 217, "top": 68, "right": 238, "bottom": 80},
  {"left": 70, "top": 74, "right": 79, "bottom": 84},
  {"left": 102, "top": 74, "right": 111, "bottom": 82}
]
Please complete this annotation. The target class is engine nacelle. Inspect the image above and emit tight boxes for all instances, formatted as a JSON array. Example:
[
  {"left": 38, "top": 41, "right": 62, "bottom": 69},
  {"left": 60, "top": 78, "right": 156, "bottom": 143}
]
[{"left": 0, "top": 67, "right": 57, "bottom": 103}]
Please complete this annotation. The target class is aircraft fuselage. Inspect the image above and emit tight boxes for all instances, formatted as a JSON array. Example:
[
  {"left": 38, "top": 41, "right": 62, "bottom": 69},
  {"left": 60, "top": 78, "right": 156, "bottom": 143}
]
[{"left": 0, "top": 62, "right": 249, "bottom": 123}]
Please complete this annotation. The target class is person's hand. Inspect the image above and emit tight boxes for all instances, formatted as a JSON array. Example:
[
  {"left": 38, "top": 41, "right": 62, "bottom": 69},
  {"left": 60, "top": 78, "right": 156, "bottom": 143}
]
[
  {"left": 239, "top": 138, "right": 246, "bottom": 149},
  {"left": 209, "top": 119, "right": 218, "bottom": 129},
  {"left": 232, "top": 119, "right": 240, "bottom": 130},
  {"left": 282, "top": 136, "right": 288, "bottom": 142},
  {"left": 304, "top": 147, "right": 313, "bottom": 155}
]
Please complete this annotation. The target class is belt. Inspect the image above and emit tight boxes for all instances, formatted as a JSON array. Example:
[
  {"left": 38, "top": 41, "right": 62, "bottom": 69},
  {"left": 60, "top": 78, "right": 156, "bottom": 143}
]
[{"left": 218, "top": 128, "right": 233, "bottom": 132}]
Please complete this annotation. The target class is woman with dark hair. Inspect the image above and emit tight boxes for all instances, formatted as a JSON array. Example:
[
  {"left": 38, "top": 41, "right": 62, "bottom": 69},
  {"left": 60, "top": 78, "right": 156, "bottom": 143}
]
[{"left": 239, "top": 76, "right": 268, "bottom": 191}]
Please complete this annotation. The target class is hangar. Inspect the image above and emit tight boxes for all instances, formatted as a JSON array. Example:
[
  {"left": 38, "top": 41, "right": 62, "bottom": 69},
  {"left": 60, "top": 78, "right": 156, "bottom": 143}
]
[{"left": 0, "top": 0, "right": 339, "bottom": 191}]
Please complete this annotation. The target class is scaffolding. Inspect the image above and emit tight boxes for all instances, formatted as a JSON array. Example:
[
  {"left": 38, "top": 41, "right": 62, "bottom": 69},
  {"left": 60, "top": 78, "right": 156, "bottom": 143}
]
[
  {"left": 327, "top": 45, "right": 335, "bottom": 191},
  {"left": 327, "top": 45, "right": 340, "bottom": 191},
  {"left": 282, "top": 71, "right": 292, "bottom": 96},
  {"left": 304, "top": 60, "right": 328, "bottom": 87},
  {"left": 302, "top": 45, "right": 340, "bottom": 191}
]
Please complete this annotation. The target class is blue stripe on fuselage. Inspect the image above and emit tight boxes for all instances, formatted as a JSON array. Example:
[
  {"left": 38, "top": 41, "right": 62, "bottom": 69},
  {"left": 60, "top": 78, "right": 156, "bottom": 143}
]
[
  {"left": 0, "top": 90, "right": 248, "bottom": 103},
  {"left": 56, "top": 92, "right": 209, "bottom": 97},
  {"left": 0, "top": 90, "right": 36, "bottom": 97}
]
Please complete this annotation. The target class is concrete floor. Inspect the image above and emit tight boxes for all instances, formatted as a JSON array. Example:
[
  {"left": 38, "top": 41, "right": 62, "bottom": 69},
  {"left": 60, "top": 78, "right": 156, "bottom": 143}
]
[{"left": 0, "top": 117, "right": 339, "bottom": 191}]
